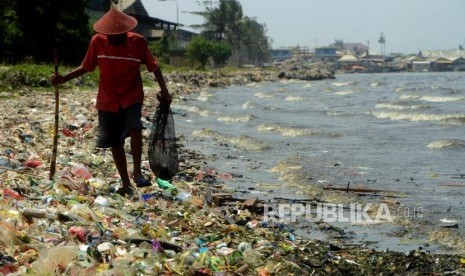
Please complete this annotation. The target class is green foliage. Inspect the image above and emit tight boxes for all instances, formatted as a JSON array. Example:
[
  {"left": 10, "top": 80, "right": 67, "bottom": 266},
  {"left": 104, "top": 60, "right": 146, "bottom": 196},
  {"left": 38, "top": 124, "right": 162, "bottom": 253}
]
[
  {"left": 0, "top": 0, "right": 90, "bottom": 65},
  {"left": 194, "top": 0, "right": 270, "bottom": 65},
  {"left": 186, "top": 36, "right": 213, "bottom": 70},
  {"left": 0, "top": 64, "right": 99, "bottom": 91},
  {"left": 211, "top": 42, "right": 232, "bottom": 67},
  {"left": 240, "top": 17, "right": 270, "bottom": 63},
  {"left": 149, "top": 36, "right": 171, "bottom": 64},
  {"left": 0, "top": 0, "right": 25, "bottom": 63}
]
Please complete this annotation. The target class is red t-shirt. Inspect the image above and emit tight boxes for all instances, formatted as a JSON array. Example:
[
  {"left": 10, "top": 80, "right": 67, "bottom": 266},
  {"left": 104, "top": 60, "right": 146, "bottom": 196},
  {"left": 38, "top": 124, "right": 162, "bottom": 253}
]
[{"left": 81, "top": 32, "right": 159, "bottom": 112}]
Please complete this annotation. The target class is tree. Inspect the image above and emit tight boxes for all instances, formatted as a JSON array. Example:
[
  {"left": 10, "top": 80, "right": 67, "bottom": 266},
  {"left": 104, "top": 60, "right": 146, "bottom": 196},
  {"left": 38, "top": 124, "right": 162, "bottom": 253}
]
[
  {"left": 149, "top": 35, "right": 170, "bottom": 64},
  {"left": 331, "top": 39, "right": 344, "bottom": 50},
  {"left": 0, "top": 0, "right": 90, "bottom": 64},
  {"left": 0, "top": 0, "right": 25, "bottom": 63},
  {"left": 211, "top": 41, "right": 232, "bottom": 67},
  {"left": 240, "top": 17, "right": 270, "bottom": 63},
  {"left": 192, "top": 0, "right": 270, "bottom": 65},
  {"left": 186, "top": 36, "right": 213, "bottom": 70},
  {"left": 196, "top": 0, "right": 243, "bottom": 46}
]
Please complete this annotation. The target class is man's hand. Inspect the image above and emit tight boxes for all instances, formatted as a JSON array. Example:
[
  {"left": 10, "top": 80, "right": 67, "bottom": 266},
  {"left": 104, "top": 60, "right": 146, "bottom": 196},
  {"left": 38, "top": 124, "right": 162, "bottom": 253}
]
[
  {"left": 51, "top": 74, "right": 65, "bottom": 86},
  {"left": 157, "top": 90, "right": 172, "bottom": 105}
]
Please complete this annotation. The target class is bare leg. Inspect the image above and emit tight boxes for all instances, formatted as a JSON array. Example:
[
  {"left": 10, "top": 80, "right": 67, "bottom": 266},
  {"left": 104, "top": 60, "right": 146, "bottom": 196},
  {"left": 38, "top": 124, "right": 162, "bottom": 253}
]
[
  {"left": 130, "top": 128, "right": 143, "bottom": 181},
  {"left": 111, "top": 144, "right": 132, "bottom": 188}
]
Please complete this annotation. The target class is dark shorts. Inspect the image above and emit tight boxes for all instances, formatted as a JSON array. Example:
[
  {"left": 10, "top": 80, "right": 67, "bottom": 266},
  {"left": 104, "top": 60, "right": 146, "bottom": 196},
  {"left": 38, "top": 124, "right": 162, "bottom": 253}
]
[{"left": 96, "top": 103, "right": 143, "bottom": 148}]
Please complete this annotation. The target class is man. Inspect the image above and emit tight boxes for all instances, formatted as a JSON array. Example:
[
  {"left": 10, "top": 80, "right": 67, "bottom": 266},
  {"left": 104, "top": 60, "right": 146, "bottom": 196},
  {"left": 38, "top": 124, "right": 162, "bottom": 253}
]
[{"left": 52, "top": 8, "right": 172, "bottom": 196}]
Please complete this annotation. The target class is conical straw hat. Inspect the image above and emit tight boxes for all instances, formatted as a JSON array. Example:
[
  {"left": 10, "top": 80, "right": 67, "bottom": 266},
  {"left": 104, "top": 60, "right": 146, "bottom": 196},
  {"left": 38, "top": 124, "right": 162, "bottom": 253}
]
[{"left": 93, "top": 8, "right": 137, "bottom": 35}]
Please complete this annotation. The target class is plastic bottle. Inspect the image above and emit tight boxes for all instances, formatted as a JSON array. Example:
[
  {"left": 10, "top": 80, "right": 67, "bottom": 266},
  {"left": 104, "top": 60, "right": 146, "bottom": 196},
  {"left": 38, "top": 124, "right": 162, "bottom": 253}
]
[{"left": 156, "top": 178, "right": 177, "bottom": 192}]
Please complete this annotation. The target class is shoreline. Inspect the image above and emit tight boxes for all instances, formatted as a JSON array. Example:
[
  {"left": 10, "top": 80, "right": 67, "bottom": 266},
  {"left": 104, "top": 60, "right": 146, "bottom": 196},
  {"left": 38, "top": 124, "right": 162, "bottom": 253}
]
[{"left": 0, "top": 72, "right": 464, "bottom": 274}]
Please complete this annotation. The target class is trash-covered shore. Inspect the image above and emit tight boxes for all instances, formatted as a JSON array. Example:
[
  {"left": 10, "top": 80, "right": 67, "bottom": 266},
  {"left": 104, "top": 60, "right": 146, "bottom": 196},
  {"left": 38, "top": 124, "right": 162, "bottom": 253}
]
[{"left": 1, "top": 70, "right": 465, "bottom": 275}]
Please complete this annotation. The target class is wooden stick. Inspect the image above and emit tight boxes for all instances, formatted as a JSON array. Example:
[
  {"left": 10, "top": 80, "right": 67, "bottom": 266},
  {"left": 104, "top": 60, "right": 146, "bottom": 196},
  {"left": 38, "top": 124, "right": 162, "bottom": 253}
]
[
  {"left": 49, "top": 49, "right": 59, "bottom": 180},
  {"left": 323, "top": 186, "right": 397, "bottom": 194},
  {"left": 0, "top": 165, "right": 37, "bottom": 177}
]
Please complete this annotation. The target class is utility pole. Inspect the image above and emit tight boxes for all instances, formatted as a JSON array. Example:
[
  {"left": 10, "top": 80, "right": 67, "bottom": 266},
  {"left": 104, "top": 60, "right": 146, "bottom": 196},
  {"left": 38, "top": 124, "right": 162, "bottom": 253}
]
[
  {"left": 367, "top": 39, "right": 370, "bottom": 56},
  {"left": 378, "top": 32, "right": 386, "bottom": 57}
]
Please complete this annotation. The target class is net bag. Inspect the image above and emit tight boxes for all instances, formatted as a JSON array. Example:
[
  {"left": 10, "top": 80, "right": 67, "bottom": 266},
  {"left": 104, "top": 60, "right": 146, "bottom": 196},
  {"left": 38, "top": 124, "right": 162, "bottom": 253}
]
[{"left": 148, "top": 103, "right": 179, "bottom": 179}]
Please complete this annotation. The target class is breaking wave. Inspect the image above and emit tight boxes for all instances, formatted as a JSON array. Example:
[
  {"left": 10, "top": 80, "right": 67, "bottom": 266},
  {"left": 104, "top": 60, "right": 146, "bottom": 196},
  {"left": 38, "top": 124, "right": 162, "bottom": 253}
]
[
  {"left": 331, "top": 81, "right": 355, "bottom": 87},
  {"left": 335, "top": 89, "right": 360, "bottom": 95},
  {"left": 254, "top": 92, "right": 275, "bottom": 98},
  {"left": 192, "top": 128, "right": 270, "bottom": 151},
  {"left": 257, "top": 123, "right": 341, "bottom": 137},
  {"left": 427, "top": 139, "right": 465, "bottom": 149},
  {"left": 420, "top": 96, "right": 463, "bottom": 103},
  {"left": 375, "top": 102, "right": 430, "bottom": 110},
  {"left": 217, "top": 114, "right": 254, "bottom": 123},
  {"left": 372, "top": 111, "right": 465, "bottom": 122},
  {"left": 175, "top": 105, "right": 216, "bottom": 117},
  {"left": 285, "top": 95, "right": 306, "bottom": 101}
]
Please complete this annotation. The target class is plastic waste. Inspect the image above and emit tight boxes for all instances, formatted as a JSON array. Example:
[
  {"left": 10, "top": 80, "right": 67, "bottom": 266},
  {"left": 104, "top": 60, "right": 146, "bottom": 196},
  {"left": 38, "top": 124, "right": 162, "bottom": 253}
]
[
  {"left": 242, "top": 248, "right": 262, "bottom": 265},
  {"left": 2, "top": 189, "right": 25, "bottom": 200},
  {"left": 21, "top": 208, "right": 57, "bottom": 220},
  {"left": 24, "top": 159, "right": 42, "bottom": 168},
  {"left": 93, "top": 196, "right": 110, "bottom": 207},
  {"left": 140, "top": 193, "right": 157, "bottom": 202},
  {"left": 30, "top": 246, "right": 79, "bottom": 274},
  {"left": 0, "top": 221, "right": 21, "bottom": 245},
  {"left": 69, "top": 226, "right": 87, "bottom": 243},
  {"left": 70, "top": 163, "right": 93, "bottom": 179},
  {"left": 156, "top": 178, "right": 177, "bottom": 192},
  {"left": 175, "top": 191, "right": 192, "bottom": 202}
]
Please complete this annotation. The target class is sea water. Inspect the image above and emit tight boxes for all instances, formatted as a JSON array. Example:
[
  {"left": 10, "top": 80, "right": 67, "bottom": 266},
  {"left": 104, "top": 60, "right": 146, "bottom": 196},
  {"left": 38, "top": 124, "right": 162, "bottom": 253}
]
[{"left": 172, "top": 72, "right": 465, "bottom": 253}]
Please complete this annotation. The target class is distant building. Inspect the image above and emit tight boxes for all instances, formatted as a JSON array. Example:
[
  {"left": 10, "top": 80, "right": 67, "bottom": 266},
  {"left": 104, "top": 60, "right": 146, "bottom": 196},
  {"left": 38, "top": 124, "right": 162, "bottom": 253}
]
[
  {"left": 338, "top": 54, "right": 361, "bottom": 71},
  {"left": 87, "top": 0, "right": 198, "bottom": 66},
  {"left": 430, "top": 57, "right": 453, "bottom": 71},
  {"left": 452, "top": 57, "right": 465, "bottom": 71},
  {"left": 412, "top": 61, "right": 431, "bottom": 72},
  {"left": 269, "top": 49, "right": 293, "bottom": 61},
  {"left": 87, "top": 0, "right": 196, "bottom": 45},
  {"left": 313, "top": 47, "right": 339, "bottom": 62},
  {"left": 342, "top": 42, "right": 369, "bottom": 55}
]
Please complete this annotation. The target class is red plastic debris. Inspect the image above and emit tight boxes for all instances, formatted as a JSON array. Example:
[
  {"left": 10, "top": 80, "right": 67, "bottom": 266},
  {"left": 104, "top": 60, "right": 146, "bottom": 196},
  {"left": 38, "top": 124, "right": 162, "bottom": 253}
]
[
  {"left": 61, "top": 129, "right": 75, "bottom": 137},
  {"left": 2, "top": 189, "right": 25, "bottom": 200},
  {"left": 24, "top": 159, "right": 42, "bottom": 168}
]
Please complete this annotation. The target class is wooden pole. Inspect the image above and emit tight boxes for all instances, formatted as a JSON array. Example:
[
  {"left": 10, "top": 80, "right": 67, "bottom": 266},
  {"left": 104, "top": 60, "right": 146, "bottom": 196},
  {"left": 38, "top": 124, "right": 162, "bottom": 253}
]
[{"left": 49, "top": 49, "right": 59, "bottom": 180}]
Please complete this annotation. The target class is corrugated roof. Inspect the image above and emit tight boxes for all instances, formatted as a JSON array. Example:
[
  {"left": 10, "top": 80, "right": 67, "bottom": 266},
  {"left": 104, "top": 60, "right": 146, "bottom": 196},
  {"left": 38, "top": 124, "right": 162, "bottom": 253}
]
[{"left": 117, "top": 0, "right": 148, "bottom": 16}]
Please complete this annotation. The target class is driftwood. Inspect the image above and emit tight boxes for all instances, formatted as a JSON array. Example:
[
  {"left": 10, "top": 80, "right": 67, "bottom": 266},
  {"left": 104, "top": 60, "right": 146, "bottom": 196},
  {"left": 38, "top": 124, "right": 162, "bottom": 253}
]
[
  {"left": 439, "top": 183, "right": 465, "bottom": 187},
  {"left": 0, "top": 165, "right": 37, "bottom": 177},
  {"left": 323, "top": 185, "right": 397, "bottom": 194}
]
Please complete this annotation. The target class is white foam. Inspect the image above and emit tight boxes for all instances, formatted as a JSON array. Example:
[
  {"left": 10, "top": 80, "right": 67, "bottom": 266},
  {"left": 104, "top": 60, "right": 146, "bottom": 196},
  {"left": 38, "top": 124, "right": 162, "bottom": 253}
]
[
  {"left": 332, "top": 81, "right": 354, "bottom": 87},
  {"left": 254, "top": 92, "right": 275, "bottom": 98},
  {"left": 285, "top": 95, "right": 305, "bottom": 101},
  {"left": 420, "top": 96, "right": 463, "bottom": 103},
  {"left": 375, "top": 103, "right": 427, "bottom": 110},
  {"left": 372, "top": 111, "right": 465, "bottom": 122}
]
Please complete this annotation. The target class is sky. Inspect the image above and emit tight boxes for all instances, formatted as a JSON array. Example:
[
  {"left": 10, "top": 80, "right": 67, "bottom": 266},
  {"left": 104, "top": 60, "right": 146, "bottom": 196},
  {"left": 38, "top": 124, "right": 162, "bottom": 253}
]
[{"left": 141, "top": 0, "right": 465, "bottom": 55}]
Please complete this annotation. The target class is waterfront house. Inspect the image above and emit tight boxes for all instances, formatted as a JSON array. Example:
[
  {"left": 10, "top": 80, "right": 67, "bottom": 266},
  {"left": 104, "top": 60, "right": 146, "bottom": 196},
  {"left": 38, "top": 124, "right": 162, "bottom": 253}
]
[
  {"left": 338, "top": 54, "right": 360, "bottom": 71},
  {"left": 87, "top": 0, "right": 179, "bottom": 41},
  {"left": 430, "top": 57, "right": 453, "bottom": 71},
  {"left": 452, "top": 57, "right": 465, "bottom": 71},
  {"left": 313, "top": 47, "right": 339, "bottom": 62},
  {"left": 269, "top": 49, "right": 293, "bottom": 62},
  {"left": 412, "top": 61, "right": 431, "bottom": 72}
]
